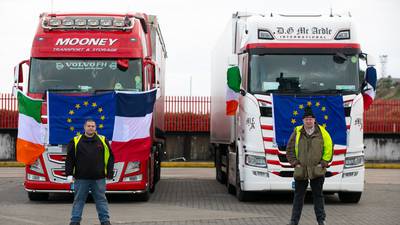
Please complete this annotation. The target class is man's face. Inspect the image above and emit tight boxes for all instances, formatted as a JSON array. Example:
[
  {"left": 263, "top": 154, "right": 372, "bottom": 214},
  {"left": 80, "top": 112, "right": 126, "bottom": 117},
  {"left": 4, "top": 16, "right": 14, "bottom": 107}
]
[
  {"left": 84, "top": 121, "right": 96, "bottom": 135},
  {"left": 303, "top": 117, "right": 315, "bottom": 129}
]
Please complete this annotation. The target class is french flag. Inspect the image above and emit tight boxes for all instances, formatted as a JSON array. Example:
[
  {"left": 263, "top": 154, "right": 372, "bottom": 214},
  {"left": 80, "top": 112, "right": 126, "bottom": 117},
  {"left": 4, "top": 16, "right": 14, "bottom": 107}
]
[
  {"left": 111, "top": 89, "right": 157, "bottom": 162},
  {"left": 362, "top": 66, "right": 377, "bottom": 111}
]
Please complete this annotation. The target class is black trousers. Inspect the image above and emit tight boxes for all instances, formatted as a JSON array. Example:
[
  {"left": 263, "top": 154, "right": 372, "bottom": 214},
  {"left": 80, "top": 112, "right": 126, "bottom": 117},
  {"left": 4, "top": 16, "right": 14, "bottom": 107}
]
[{"left": 290, "top": 176, "right": 326, "bottom": 224}]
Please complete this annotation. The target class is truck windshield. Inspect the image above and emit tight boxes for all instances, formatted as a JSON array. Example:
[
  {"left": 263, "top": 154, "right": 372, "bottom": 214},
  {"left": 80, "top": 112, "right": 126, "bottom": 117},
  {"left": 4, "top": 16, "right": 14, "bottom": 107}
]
[
  {"left": 29, "top": 58, "right": 142, "bottom": 93},
  {"left": 249, "top": 54, "right": 360, "bottom": 94}
]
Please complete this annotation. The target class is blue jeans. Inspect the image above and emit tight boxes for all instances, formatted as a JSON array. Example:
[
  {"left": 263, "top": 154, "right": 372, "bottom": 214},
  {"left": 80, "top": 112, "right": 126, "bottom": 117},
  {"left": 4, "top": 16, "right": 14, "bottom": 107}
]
[{"left": 70, "top": 179, "right": 110, "bottom": 223}]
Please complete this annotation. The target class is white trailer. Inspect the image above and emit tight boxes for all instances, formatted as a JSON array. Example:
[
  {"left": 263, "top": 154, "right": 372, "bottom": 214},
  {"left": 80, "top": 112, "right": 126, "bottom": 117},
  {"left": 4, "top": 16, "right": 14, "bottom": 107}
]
[{"left": 211, "top": 12, "right": 375, "bottom": 202}]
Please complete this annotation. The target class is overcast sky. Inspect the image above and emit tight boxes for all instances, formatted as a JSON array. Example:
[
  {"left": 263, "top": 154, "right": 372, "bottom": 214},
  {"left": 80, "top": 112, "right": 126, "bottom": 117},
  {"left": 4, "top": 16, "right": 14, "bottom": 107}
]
[{"left": 0, "top": 0, "right": 399, "bottom": 96}]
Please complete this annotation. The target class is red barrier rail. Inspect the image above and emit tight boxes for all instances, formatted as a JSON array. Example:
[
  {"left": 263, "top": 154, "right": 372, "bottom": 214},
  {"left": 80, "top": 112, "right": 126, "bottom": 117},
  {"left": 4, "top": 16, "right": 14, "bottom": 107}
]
[
  {"left": 364, "top": 99, "right": 400, "bottom": 134},
  {"left": 164, "top": 96, "right": 210, "bottom": 132},
  {"left": 0, "top": 93, "right": 18, "bottom": 129},
  {"left": 1, "top": 93, "right": 399, "bottom": 134}
]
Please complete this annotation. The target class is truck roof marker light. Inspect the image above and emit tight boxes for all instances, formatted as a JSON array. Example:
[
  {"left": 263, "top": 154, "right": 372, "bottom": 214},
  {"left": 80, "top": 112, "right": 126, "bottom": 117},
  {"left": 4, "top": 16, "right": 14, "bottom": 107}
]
[
  {"left": 113, "top": 19, "right": 125, "bottom": 27},
  {"left": 335, "top": 30, "right": 350, "bottom": 40},
  {"left": 75, "top": 18, "right": 87, "bottom": 26},
  {"left": 258, "top": 29, "right": 274, "bottom": 40},
  {"left": 88, "top": 19, "right": 99, "bottom": 26},
  {"left": 49, "top": 19, "right": 61, "bottom": 26},
  {"left": 62, "top": 19, "right": 74, "bottom": 26},
  {"left": 100, "top": 19, "right": 112, "bottom": 27}
]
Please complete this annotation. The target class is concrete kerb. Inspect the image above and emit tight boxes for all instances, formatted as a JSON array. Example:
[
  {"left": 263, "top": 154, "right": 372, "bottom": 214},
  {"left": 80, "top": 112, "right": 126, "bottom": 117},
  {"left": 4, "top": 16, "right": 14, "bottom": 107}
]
[
  {"left": 0, "top": 161, "right": 24, "bottom": 167},
  {"left": 1, "top": 161, "right": 400, "bottom": 169}
]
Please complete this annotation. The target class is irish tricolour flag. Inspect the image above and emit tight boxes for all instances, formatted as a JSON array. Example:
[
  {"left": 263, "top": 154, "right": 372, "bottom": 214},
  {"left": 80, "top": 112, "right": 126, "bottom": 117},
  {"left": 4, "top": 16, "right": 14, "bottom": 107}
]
[
  {"left": 16, "top": 91, "right": 45, "bottom": 165},
  {"left": 226, "top": 66, "right": 241, "bottom": 116}
]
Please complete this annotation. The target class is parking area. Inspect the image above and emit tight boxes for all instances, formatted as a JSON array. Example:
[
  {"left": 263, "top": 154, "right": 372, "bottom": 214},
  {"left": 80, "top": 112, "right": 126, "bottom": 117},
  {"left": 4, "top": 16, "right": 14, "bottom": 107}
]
[{"left": 0, "top": 168, "right": 399, "bottom": 225}]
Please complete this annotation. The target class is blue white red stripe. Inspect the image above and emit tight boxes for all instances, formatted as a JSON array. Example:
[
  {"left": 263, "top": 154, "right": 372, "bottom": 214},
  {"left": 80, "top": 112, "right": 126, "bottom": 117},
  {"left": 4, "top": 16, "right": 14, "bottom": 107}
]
[
  {"left": 111, "top": 89, "right": 157, "bottom": 162},
  {"left": 362, "top": 66, "right": 377, "bottom": 110}
]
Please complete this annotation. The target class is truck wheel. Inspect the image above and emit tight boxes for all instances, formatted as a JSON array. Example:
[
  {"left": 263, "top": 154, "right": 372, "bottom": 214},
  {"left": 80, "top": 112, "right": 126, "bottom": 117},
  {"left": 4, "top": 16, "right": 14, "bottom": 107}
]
[
  {"left": 215, "top": 145, "right": 226, "bottom": 184},
  {"left": 236, "top": 166, "right": 251, "bottom": 201},
  {"left": 155, "top": 144, "right": 162, "bottom": 183},
  {"left": 338, "top": 191, "right": 362, "bottom": 203},
  {"left": 134, "top": 190, "right": 150, "bottom": 202},
  {"left": 28, "top": 192, "right": 49, "bottom": 201},
  {"left": 226, "top": 155, "right": 235, "bottom": 195},
  {"left": 228, "top": 183, "right": 236, "bottom": 195}
]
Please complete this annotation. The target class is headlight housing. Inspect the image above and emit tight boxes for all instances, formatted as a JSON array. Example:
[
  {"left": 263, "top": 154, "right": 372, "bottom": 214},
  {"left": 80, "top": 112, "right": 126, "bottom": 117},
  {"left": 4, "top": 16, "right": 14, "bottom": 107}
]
[
  {"left": 30, "top": 159, "right": 44, "bottom": 174},
  {"left": 344, "top": 156, "right": 364, "bottom": 168},
  {"left": 245, "top": 155, "right": 267, "bottom": 168},
  {"left": 125, "top": 161, "right": 140, "bottom": 174}
]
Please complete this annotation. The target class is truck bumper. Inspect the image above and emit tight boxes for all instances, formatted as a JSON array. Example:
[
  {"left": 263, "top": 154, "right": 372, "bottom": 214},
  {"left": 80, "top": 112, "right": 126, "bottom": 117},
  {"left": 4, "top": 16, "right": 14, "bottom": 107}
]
[
  {"left": 241, "top": 166, "right": 364, "bottom": 192},
  {"left": 24, "top": 180, "right": 147, "bottom": 194}
]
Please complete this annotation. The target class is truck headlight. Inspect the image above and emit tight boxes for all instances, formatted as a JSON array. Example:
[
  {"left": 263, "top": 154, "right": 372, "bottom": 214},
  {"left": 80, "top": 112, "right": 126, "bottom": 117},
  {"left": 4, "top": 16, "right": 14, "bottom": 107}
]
[
  {"left": 344, "top": 156, "right": 364, "bottom": 168},
  {"left": 123, "top": 174, "right": 142, "bottom": 182},
  {"left": 125, "top": 161, "right": 140, "bottom": 174},
  {"left": 245, "top": 155, "right": 267, "bottom": 168}
]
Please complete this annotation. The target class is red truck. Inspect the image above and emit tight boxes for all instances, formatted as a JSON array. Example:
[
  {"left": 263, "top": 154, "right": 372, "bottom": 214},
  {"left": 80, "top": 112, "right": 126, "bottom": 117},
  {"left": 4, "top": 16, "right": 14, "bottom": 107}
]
[{"left": 13, "top": 12, "right": 167, "bottom": 201}]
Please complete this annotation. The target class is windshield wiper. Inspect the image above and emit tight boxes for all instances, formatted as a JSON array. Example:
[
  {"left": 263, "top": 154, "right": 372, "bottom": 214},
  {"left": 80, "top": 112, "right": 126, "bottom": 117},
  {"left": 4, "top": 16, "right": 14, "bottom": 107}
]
[
  {"left": 313, "top": 89, "right": 346, "bottom": 94},
  {"left": 46, "top": 88, "right": 82, "bottom": 93}
]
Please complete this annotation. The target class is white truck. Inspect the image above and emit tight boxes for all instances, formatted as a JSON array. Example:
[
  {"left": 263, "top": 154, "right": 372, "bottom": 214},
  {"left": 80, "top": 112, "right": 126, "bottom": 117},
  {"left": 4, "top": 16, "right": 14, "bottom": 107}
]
[{"left": 211, "top": 12, "right": 375, "bottom": 202}]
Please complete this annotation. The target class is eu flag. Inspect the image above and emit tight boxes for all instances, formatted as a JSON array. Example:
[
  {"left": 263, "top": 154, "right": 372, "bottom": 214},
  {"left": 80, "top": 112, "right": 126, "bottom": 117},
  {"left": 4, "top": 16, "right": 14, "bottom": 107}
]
[
  {"left": 272, "top": 95, "right": 346, "bottom": 147},
  {"left": 48, "top": 92, "right": 116, "bottom": 144}
]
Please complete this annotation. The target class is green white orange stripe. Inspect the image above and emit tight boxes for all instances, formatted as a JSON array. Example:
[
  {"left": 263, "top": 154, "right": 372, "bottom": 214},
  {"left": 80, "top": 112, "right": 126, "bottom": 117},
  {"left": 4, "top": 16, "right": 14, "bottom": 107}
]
[
  {"left": 16, "top": 91, "right": 45, "bottom": 165},
  {"left": 226, "top": 66, "right": 241, "bottom": 116},
  {"left": 226, "top": 87, "right": 239, "bottom": 115}
]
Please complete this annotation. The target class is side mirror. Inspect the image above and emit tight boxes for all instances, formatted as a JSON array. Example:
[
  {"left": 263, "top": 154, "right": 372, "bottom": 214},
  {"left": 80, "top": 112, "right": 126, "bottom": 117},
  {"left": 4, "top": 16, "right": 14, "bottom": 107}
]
[
  {"left": 366, "top": 55, "right": 376, "bottom": 67},
  {"left": 13, "top": 60, "right": 29, "bottom": 93},
  {"left": 227, "top": 66, "right": 241, "bottom": 92},
  {"left": 144, "top": 58, "right": 156, "bottom": 89}
]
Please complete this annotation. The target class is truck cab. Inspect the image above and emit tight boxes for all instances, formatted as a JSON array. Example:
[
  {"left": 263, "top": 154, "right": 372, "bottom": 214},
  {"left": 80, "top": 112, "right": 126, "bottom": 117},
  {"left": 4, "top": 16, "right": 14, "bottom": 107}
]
[
  {"left": 211, "top": 12, "right": 375, "bottom": 202},
  {"left": 14, "top": 12, "right": 167, "bottom": 201}
]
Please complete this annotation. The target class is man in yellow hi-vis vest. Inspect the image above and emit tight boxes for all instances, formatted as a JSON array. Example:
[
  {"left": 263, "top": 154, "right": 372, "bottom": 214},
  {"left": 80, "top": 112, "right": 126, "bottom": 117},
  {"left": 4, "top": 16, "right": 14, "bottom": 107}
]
[
  {"left": 65, "top": 119, "right": 114, "bottom": 225},
  {"left": 286, "top": 106, "right": 333, "bottom": 225}
]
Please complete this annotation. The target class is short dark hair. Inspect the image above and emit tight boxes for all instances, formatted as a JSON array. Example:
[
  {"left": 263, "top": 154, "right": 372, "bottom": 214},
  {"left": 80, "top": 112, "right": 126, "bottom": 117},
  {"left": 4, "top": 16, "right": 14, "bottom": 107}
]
[{"left": 84, "top": 118, "right": 96, "bottom": 125}]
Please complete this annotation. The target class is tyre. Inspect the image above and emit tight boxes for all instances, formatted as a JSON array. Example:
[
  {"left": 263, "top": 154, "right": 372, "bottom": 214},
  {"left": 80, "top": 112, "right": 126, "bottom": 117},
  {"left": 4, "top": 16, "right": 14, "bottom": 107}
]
[
  {"left": 150, "top": 183, "right": 156, "bottom": 193},
  {"left": 154, "top": 144, "right": 162, "bottom": 183},
  {"left": 135, "top": 190, "right": 150, "bottom": 202},
  {"left": 227, "top": 183, "right": 236, "bottom": 195},
  {"left": 28, "top": 192, "right": 49, "bottom": 201},
  {"left": 215, "top": 146, "right": 226, "bottom": 184},
  {"left": 236, "top": 164, "right": 251, "bottom": 201},
  {"left": 226, "top": 154, "right": 236, "bottom": 195},
  {"left": 236, "top": 183, "right": 251, "bottom": 201},
  {"left": 338, "top": 191, "right": 362, "bottom": 203}
]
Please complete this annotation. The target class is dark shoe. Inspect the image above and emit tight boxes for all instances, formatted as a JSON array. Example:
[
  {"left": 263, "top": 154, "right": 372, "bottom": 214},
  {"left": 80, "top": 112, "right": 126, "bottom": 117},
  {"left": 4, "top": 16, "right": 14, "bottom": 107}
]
[
  {"left": 318, "top": 221, "right": 326, "bottom": 225},
  {"left": 69, "top": 222, "right": 80, "bottom": 225},
  {"left": 101, "top": 221, "right": 111, "bottom": 225},
  {"left": 287, "top": 222, "right": 298, "bottom": 225}
]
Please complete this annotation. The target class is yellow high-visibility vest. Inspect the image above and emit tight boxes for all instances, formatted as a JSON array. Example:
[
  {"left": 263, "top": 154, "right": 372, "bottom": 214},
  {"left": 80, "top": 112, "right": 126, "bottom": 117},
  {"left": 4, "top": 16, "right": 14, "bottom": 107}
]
[
  {"left": 73, "top": 134, "right": 110, "bottom": 175},
  {"left": 294, "top": 125, "right": 333, "bottom": 162}
]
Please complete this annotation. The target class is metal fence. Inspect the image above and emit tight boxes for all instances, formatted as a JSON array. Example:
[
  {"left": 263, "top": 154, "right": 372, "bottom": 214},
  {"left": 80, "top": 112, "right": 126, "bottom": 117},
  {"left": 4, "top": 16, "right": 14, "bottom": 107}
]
[
  {"left": 0, "top": 93, "right": 18, "bottom": 128},
  {"left": 1, "top": 93, "right": 400, "bottom": 134},
  {"left": 364, "top": 99, "right": 400, "bottom": 134},
  {"left": 164, "top": 96, "right": 210, "bottom": 132}
]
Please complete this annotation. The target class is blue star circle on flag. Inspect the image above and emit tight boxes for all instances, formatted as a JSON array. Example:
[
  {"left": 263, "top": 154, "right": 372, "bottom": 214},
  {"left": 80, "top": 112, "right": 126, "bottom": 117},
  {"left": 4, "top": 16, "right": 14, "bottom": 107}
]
[
  {"left": 289, "top": 101, "right": 330, "bottom": 129},
  {"left": 65, "top": 100, "right": 109, "bottom": 136},
  {"left": 272, "top": 95, "right": 347, "bottom": 147},
  {"left": 48, "top": 92, "right": 116, "bottom": 144}
]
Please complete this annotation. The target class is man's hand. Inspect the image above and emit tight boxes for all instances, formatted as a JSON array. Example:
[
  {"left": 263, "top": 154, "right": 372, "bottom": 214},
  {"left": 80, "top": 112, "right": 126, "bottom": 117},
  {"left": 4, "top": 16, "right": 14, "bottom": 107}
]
[
  {"left": 320, "top": 160, "right": 329, "bottom": 168},
  {"left": 291, "top": 160, "right": 301, "bottom": 168},
  {"left": 66, "top": 175, "right": 74, "bottom": 183}
]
